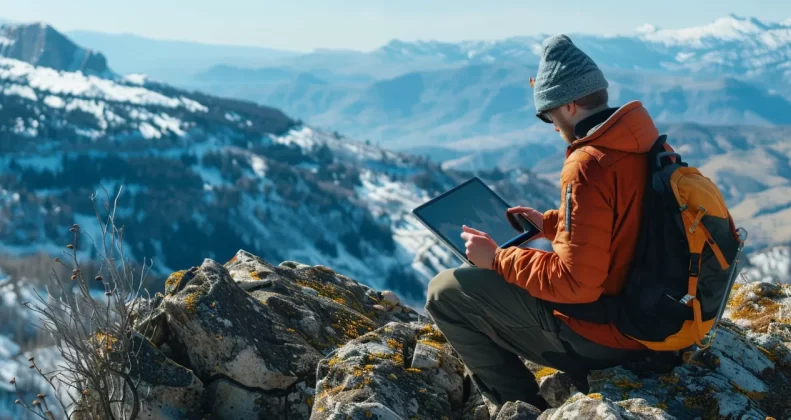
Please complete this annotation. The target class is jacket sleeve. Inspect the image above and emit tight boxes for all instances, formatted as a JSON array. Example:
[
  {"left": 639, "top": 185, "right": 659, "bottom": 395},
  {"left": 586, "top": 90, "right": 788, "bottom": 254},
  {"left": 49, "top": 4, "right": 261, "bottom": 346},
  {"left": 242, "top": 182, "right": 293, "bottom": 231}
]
[
  {"left": 492, "top": 162, "right": 614, "bottom": 304},
  {"left": 542, "top": 210, "right": 559, "bottom": 242}
]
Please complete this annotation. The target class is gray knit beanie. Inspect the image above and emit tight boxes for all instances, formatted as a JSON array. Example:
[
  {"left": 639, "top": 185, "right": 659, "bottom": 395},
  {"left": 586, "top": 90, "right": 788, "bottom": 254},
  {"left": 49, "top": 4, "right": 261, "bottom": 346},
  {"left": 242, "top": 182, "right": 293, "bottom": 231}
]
[{"left": 533, "top": 34, "right": 608, "bottom": 113}]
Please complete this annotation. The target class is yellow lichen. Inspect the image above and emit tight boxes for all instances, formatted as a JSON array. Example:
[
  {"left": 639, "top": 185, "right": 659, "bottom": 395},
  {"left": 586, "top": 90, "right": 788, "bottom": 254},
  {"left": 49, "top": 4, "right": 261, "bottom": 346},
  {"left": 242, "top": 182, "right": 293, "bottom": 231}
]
[
  {"left": 165, "top": 270, "right": 187, "bottom": 294},
  {"left": 90, "top": 332, "right": 119, "bottom": 352},
  {"left": 588, "top": 393, "right": 603, "bottom": 400},
  {"left": 730, "top": 297, "right": 791, "bottom": 333},
  {"left": 406, "top": 368, "right": 421, "bottom": 373},
  {"left": 388, "top": 373, "right": 397, "bottom": 380},
  {"left": 185, "top": 291, "right": 202, "bottom": 313},
  {"left": 614, "top": 378, "right": 643, "bottom": 391},
  {"left": 731, "top": 382, "right": 766, "bottom": 401},
  {"left": 534, "top": 367, "right": 558, "bottom": 381},
  {"left": 417, "top": 339, "right": 445, "bottom": 351}
]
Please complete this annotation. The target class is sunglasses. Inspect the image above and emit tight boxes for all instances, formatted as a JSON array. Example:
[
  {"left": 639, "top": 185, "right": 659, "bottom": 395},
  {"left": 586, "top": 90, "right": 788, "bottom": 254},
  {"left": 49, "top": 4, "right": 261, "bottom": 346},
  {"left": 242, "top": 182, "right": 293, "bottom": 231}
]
[{"left": 529, "top": 77, "right": 554, "bottom": 124}]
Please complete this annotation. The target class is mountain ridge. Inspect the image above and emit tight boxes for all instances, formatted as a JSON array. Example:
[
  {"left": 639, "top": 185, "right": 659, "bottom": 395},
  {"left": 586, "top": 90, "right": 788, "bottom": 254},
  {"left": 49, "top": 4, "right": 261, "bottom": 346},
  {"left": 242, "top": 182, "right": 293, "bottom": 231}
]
[{"left": 0, "top": 22, "right": 113, "bottom": 77}]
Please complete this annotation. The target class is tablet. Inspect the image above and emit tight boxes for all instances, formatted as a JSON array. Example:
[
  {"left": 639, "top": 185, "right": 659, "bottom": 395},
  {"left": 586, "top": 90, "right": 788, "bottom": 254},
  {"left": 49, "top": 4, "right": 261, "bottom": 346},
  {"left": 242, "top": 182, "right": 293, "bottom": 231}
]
[{"left": 412, "top": 177, "right": 542, "bottom": 265}]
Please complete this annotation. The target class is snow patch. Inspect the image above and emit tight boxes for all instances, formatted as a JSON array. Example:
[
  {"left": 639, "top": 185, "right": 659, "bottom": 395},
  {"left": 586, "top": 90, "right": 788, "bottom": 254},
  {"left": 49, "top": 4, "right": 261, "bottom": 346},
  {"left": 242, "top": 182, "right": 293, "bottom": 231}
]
[
  {"left": 4, "top": 83, "right": 37, "bottom": 101},
  {"left": 139, "top": 122, "right": 161, "bottom": 139},
  {"left": 123, "top": 73, "right": 148, "bottom": 85},
  {"left": 251, "top": 155, "right": 267, "bottom": 177},
  {"left": 43, "top": 95, "right": 65, "bottom": 108}
]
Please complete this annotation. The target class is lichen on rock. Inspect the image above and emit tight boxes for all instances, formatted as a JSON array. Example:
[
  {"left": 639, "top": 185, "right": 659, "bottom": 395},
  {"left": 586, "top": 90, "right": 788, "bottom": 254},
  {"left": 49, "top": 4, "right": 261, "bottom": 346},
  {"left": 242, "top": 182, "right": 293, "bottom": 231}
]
[{"left": 118, "top": 251, "right": 790, "bottom": 419}]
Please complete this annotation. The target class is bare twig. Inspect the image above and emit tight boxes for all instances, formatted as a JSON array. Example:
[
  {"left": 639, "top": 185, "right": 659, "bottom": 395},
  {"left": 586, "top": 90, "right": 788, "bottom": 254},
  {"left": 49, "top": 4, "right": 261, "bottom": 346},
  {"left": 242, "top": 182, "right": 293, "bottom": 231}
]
[{"left": 11, "top": 187, "right": 154, "bottom": 420}]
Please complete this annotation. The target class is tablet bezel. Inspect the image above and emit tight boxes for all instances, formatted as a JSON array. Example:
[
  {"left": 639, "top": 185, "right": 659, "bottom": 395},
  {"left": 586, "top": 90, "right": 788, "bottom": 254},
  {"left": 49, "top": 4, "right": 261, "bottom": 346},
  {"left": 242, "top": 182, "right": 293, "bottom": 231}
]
[{"left": 411, "top": 176, "right": 541, "bottom": 265}]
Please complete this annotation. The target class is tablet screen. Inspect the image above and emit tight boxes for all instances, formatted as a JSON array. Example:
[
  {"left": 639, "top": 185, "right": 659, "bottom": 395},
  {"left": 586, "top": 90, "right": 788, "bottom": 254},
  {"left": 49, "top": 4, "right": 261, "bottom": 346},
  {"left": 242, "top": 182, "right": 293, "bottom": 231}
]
[{"left": 412, "top": 177, "right": 540, "bottom": 258}]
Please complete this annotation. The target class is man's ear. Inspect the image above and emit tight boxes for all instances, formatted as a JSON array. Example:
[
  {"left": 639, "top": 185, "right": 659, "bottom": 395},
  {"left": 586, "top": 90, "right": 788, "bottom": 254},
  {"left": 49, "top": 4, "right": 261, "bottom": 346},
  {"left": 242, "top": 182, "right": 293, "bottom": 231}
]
[{"left": 567, "top": 102, "right": 578, "bottom": 118}]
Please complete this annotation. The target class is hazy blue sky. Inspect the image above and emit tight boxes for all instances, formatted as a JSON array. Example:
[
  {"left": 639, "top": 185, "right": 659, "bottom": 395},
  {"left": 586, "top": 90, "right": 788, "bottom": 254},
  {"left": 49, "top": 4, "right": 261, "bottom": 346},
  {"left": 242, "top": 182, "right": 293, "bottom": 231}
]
[{"left": 1, "top": 0, "right": 788, "bottom": 51}]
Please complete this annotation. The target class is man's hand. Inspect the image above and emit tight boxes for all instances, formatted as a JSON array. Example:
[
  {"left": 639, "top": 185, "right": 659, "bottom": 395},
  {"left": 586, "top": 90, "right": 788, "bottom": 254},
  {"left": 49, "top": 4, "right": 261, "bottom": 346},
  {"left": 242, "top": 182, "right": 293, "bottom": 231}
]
[
  {"left": 507, "top": 206, "right": 545, "bottom": 240},
  {"left": 460, "top": 225, "right": 499, "bottom": 269}
]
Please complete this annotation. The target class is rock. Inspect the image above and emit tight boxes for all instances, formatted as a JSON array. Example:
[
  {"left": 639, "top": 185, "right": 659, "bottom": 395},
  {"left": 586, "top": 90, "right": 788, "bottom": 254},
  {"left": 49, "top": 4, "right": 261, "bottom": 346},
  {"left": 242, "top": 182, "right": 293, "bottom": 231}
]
[
  {"left": 311, "top": 322, "right": 464, "bottom": 419},
  {"left": 462, "top": 390, "right": 494, "bottom": 420},
  {"left": 204, "top": 378, "right": 314, "bottom": 420},
  {"left": 127, "top": 334, "right": 204, "bottom": 419},
  {"left": 538, "top": 371, "right": 578, "bottom": 409},
  {"left": 495, "top": 401, "right": 541, "bottom": 420},
  {"left": 380, "top": 290, "right": 400, "bottom": 308},
  {"left": 538, "top": 394, "right": 671, "bottom": 420},
  {"left": 161, "top": 258, "right": 313, "bottom": 391},
  {"left": 124, "top": 250, "right": 791, "bottom": 419},
  {"left": 411, "top": 341, "right": 442, "bottom": 369}
]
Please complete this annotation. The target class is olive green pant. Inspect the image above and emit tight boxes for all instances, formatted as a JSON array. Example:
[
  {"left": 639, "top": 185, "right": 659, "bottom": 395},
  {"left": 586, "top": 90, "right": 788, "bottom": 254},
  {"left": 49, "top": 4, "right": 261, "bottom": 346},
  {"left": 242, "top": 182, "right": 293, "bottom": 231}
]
[{"left": 425, "top": 266, "right": 639, "bottom": 407}]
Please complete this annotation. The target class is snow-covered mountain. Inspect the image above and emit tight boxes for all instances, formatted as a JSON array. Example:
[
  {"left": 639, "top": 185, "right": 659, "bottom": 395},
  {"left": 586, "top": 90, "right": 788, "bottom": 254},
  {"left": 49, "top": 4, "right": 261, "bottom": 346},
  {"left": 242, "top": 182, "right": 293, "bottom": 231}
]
[
  {"left": 180, "top": 15, "right": 791, "bottom": 155},
  {"left": 0, "top": 52, "right": 557, "bottom": 307},
  {"left": 374, "top": 14, "right": 791, "bottom": 84},
  {"left": 0, "top": 23, "right": 113, "bottom": 78}
]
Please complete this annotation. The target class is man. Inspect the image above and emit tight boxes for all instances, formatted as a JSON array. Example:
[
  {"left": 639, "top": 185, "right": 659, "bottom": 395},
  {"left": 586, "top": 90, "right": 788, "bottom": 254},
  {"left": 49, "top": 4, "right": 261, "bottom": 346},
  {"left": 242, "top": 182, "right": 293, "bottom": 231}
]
[{"left": 424, "top": 34, "right": 663, "bottom": 410}]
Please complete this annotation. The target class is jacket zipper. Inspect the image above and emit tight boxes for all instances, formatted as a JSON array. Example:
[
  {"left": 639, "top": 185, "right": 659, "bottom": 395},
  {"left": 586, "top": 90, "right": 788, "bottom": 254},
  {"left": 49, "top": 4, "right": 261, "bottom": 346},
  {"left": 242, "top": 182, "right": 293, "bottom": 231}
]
[{"left": 565, "top": 182, "right": 572, "bottom": 233}]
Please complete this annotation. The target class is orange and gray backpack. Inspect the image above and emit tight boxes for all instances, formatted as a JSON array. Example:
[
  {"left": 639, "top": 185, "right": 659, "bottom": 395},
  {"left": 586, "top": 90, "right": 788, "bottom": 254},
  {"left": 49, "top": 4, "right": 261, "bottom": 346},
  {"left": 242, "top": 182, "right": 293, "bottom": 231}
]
[{"left": 550, "top": 135, "right": 747, "bottom": 351}]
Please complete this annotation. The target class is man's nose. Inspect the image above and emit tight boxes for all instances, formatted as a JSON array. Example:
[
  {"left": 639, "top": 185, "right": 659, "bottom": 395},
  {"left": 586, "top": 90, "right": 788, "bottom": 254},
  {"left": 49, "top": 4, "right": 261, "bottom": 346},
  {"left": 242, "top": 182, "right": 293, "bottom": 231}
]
[{"left": 554, "top": 126, "right": 560, "bottom": 132}]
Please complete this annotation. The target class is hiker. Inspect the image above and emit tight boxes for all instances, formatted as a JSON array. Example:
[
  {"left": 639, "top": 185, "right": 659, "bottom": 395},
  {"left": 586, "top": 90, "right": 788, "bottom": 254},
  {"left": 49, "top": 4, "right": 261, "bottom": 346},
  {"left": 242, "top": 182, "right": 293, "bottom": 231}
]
[{"left": 424, "top": 34, "right": 670, "bottom": 410}]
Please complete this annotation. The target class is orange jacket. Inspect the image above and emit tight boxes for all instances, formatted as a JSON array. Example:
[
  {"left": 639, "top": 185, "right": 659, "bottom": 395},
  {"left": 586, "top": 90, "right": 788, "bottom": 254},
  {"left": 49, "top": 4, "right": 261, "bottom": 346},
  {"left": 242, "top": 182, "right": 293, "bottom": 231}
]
[{"left": 492, "top": 101, "right": 661, "bottom": 350}]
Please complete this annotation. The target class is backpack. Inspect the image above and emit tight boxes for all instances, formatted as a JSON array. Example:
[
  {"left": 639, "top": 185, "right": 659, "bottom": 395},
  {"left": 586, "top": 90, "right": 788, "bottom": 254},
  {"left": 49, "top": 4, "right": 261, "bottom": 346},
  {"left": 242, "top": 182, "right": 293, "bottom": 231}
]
[
  {"left": 548, "top": 135, "right": 747, "bottom": 351},
  {"left": 611, "top": 135, "right": 747, "bottom": 351}
]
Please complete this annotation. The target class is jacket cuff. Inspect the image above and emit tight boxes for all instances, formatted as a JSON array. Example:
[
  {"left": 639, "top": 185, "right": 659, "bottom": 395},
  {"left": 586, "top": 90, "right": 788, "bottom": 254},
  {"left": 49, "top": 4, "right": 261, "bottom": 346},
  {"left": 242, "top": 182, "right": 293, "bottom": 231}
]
[
  {"left": 543, "top": 209, "right": 559, "bottom": 242},
  {"left": 492, "top": 247, "right": 506, "bottom": 274}
]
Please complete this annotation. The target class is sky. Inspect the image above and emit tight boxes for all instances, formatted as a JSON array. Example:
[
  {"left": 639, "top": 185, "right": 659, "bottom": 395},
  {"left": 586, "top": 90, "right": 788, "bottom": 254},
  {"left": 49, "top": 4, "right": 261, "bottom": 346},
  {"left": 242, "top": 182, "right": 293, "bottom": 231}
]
[{"left": 1, "top": 0, "right": 789, "bottom": 52}]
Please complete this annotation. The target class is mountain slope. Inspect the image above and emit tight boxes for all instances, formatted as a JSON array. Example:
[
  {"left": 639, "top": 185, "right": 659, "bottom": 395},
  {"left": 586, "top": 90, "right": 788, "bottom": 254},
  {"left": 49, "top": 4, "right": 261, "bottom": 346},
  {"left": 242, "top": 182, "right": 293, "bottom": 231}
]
[
  {"left": 0, "top": 54, "right": 558, "bottom": 306},
  {"left": 0, "top": 23, "right": 113, "bottom": 77}
]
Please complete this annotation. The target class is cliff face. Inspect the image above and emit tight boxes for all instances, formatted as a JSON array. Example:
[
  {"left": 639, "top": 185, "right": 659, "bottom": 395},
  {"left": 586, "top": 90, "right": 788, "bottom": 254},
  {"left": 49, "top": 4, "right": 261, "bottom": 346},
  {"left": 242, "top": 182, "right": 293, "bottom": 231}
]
[
  {"left": 103, "top": 250, "right": 790, "bottom": 419},
  {"left": 0, "top": 23, "right": 113, "bottom": 77}
]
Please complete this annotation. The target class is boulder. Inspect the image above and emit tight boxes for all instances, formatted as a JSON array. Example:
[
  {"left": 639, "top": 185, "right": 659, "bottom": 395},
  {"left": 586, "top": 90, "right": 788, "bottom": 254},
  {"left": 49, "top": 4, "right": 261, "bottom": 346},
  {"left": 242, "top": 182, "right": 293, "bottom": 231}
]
[
  {"left": 128, "top": 334, "right": 204, "bottom": 420},
  {"left": 311, "top": 321, "right": 464, "bottom": 419},
  {"left": 495, "top": 401, "right": 541, "bottom": 420},
  {"left": 121, "top": 251, "right": 791, "bottom": 419}
]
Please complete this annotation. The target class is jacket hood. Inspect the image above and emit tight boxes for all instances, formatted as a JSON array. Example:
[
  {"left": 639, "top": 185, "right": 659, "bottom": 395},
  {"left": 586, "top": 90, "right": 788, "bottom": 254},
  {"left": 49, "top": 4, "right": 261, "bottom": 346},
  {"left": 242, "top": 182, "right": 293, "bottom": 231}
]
[{"left": 572, "top": 101, "right": 658, "bottom": 154}]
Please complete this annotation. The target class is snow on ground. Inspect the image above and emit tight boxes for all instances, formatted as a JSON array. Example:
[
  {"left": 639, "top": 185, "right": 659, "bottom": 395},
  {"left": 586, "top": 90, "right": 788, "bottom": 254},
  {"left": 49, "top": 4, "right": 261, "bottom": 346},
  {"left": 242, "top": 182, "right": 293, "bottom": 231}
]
[
  {"left": 42, "top": 95, "right": 64, "bottom": 108},
  {"left": 0, "top": 57, "right": 207, "bottom": 112},
  {"left": 273, "top": 126, "right": 317, "bottom": 150},
  {"left": 3, "top": 83, "right": 37, "bottom": 101},
  {"left": 740, "top": 246, "right": 791, "bottom": 284},
  {"left": 122, "top": 73, "right": 148, "bottom": 85}
]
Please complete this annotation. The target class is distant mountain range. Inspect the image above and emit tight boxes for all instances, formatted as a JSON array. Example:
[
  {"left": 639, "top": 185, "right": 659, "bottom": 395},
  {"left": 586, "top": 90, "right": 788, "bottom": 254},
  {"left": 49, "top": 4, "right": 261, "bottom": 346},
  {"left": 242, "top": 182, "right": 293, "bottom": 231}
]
[
  {"left": 0, "top": 24, "right": 559, "bottom": 307},
  {"left": 64, "top": 14, "right": 790, "bottom": 168}
]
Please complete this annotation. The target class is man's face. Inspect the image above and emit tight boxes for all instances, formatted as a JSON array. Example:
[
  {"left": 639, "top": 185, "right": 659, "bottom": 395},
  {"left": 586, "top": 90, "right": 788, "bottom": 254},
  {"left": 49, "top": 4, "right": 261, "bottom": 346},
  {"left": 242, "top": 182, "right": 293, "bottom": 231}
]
[{"left": 548, "top": 105, "right": 576, "bottom": 144}]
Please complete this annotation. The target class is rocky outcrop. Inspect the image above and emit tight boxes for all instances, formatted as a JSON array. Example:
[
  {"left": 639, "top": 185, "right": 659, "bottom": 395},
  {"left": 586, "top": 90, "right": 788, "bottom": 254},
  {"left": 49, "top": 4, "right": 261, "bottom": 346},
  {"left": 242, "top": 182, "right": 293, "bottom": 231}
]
[
  {"left": 122, "top": 250, "right": 790, "bottom": 419},
  {"left": 0, "top": 23, "right": 112, "bottom": 76}
]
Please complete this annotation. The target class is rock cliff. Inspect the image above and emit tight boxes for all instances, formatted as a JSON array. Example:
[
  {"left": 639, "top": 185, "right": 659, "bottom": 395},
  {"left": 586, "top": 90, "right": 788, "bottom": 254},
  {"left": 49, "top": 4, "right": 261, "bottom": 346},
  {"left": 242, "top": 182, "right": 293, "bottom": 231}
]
[{"left": 119, "top": 250, "right": 789, "bottom": 419}]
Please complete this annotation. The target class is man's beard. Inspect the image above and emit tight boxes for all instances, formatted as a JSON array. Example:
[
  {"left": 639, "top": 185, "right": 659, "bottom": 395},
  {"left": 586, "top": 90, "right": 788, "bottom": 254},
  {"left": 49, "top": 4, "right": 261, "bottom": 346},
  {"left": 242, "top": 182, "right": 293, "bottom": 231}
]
[{"left": 555, "top": 115, "right": 577, "bottom": 144}]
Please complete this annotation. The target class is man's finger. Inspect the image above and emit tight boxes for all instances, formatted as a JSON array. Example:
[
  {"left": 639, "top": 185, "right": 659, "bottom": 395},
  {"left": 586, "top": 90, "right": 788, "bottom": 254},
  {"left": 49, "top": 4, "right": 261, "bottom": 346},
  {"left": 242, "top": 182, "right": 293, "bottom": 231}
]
[{"left": 462, "top": 225, "right": 488, "bottom": 237}]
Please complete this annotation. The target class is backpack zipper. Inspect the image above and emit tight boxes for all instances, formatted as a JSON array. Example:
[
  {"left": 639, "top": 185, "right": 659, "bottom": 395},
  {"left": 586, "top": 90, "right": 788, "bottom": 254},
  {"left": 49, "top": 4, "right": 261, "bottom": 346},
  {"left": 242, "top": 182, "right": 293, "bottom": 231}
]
[{"left": 565, "top": 183, "right": 572, "bottom": 233}]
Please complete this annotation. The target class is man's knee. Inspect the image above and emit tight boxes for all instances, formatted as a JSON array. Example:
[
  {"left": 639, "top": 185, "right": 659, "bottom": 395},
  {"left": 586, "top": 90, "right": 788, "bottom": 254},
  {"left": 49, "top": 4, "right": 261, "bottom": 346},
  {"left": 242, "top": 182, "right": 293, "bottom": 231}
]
[{"left": 426, "top": 268, "right": 461, "bottom": 306}]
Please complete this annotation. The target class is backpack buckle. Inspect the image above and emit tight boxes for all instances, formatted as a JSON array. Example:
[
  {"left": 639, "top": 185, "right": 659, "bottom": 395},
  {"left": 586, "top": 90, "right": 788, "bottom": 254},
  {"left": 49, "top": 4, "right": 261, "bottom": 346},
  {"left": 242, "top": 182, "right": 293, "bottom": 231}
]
[
  {"left": 680, "top": 294, "right": 695, "bottom": 305},
  {"left": 689, "top": 253, "right": 701, "bottom": 277}
]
